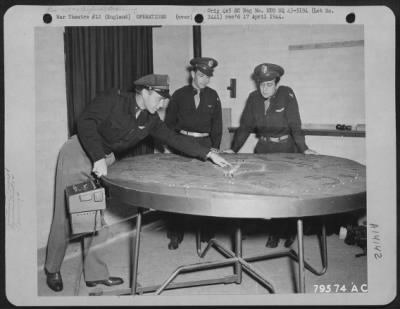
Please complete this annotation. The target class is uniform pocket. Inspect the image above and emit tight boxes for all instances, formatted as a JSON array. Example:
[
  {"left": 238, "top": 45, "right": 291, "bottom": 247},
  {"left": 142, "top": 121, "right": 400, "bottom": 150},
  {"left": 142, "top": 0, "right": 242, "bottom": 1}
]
[{"left": 99, "top": 119, "right": 128, "bottom": 142}]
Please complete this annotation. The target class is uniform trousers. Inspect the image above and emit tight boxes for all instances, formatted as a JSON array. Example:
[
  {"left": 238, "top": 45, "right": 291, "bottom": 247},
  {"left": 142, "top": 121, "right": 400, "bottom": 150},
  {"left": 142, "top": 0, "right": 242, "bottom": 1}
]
[
  {"left": 45, "top": 135, "right": 110, "bottom": 281},
  {"left": 255, "top": 136, "right": 297, "bottom": 241},
  {"left": 166, "top": 135, "right": 220, "bottom": 245}
]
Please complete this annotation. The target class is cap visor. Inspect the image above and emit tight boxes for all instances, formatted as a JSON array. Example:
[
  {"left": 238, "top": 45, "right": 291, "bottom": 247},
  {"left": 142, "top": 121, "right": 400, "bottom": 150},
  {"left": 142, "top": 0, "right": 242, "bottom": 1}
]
[
  {"left": 257, "top": 73, "right": 279, "bottom": 82},
  {"left": 197, "top": 67, "right": 213, "bottom": 77},
  {"left": 155, "top": 89, "right": 170, "bottom": 99}
]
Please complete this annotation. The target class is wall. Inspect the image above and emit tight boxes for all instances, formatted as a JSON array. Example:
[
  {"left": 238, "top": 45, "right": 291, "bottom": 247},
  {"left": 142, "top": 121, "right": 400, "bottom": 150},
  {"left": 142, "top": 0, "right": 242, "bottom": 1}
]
[
  {"left": 153, "top": 26, "right": 233, "bottom": 149},
  {"left": 153, "top": 26, "right": 193, "bottom": 120},
  {"left": 35, "top": 27, "right": 69, "bottom": 249},
  {"left": 201, "top": 25, "right": 364, "bottom": 123},
  {"left": 34, "top": 27, "right": 139, "bottom": 251},
  {"left": 153, "top": 25, "right": 365, "bottom": 164},
  {"left": 35, "top": 26, "right": 186, "bottom": 250},
  {"left": 35, "top": 24, "right": 366, "bottom": 249}
]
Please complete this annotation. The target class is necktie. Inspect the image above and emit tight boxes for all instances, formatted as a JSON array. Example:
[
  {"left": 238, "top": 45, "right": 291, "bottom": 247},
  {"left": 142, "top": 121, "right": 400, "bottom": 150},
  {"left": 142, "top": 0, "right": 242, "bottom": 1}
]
[
  {"left": 194, "top": 89, "right": 200, "bottom": 109},
  {"left": 264, "top": 99, "right": 270, "bottom": 115}
]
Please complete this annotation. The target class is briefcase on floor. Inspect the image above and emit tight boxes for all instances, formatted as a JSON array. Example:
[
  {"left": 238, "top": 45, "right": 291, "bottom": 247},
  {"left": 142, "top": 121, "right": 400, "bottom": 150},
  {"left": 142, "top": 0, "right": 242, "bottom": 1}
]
[{"left": 65, "top": 180, "right": 106, "bottom": 235}]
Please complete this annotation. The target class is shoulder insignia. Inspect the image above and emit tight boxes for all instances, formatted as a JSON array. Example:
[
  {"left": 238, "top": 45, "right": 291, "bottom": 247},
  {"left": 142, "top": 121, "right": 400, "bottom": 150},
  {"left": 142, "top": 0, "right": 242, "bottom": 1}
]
[{"left": 289, "top": 92, "right": 294, "bottom": 98}]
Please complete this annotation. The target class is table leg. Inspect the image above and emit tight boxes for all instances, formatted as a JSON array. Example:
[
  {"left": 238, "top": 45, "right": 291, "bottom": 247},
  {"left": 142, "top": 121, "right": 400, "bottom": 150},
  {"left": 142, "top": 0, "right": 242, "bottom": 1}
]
[
  {"left": 320, "top": 222, "right": 327, "bottom": 273},
  {"left": 234, "top": 221, "right": 243, "bottom": 284},
  {"left": 131, "top": 208, "right": 143, "bottom": 295},
  {"left": 297, "top": 218, "right": 305, "bottom": 293},
  {"left": 196, "top": 229, "right": 202, "bottom": 257}
]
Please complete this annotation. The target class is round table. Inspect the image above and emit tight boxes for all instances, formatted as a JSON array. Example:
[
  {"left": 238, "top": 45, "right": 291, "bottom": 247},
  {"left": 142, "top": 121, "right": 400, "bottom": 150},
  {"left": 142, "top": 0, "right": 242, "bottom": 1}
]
[{"left": 102, "top": 153, "right": 366, "bottom": 295}]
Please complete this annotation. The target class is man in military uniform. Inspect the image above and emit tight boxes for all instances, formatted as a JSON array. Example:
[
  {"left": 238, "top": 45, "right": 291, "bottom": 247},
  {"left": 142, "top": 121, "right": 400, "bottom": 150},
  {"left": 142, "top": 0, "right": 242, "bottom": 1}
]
[
  {"left": 164, "top": 57, "right": 223, "bottom": 249},
  {"left": 165, "top": 57, "right": 222, "bottom": 150},
  {"left": 44, "top": 74, "right": 230, "bottom": 292},
  {"left": 227, "top": 63, "right": 317, "bottom": 248}
]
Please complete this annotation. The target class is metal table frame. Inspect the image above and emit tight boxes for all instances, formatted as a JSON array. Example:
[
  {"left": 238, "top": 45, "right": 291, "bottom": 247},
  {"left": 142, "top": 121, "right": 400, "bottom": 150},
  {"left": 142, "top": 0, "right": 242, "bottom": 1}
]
[
  {"left": 92, "top": 208, "right": 328, "bottom": 296},
  {"left": 92, "top": 154, "right": 364, "bottom": 296}
]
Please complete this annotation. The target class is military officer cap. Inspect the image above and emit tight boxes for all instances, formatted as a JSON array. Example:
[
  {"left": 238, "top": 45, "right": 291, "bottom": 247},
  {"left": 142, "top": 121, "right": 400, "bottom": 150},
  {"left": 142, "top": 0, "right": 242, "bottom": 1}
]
[
  {"left": 253, "top": 63, "right": 285, "bottom": 83},
  {"left": 190, "top": 57, "right": 218, "bottom": 77},
  {"left": 134, "top": 74, "right": 171, "bottom": 98}
]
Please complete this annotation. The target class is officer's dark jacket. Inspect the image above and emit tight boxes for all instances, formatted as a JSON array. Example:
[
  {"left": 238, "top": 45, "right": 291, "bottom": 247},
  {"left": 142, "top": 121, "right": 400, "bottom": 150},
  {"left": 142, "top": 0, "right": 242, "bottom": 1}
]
[
  {"left": 231, "top": 85, "right": 308, "bottom": 153},
  {"left": 164, "top": 85, "right": 223, "bottom": 148},
  {"left": 77, "top": 89, "right": 209, "bottom": 163}
]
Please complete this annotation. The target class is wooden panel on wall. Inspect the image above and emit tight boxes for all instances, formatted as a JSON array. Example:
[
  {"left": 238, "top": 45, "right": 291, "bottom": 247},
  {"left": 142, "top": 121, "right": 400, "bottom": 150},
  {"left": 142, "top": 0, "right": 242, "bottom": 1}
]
[{"left": 287, "top": 43, "right": 364, "bottom": 125}]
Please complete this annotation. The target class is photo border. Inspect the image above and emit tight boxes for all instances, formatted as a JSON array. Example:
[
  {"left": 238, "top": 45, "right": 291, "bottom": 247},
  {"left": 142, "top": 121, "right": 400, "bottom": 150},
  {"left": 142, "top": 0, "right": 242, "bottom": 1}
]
[{"left": 2, "top": 1, "right": 398, "bottom": 307}]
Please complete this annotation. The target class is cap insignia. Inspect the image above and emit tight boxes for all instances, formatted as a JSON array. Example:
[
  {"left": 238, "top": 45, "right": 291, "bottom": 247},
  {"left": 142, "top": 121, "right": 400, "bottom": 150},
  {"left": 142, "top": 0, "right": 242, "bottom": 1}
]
[{"left": 261, "top": 64, "right": 268, "bottom": 74}]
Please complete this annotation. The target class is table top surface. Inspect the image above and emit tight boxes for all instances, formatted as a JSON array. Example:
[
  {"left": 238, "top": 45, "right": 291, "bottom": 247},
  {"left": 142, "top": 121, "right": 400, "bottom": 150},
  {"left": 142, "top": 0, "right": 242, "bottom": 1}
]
[{"left": 103, "top": 153, "right": 366, "bottom": 219}]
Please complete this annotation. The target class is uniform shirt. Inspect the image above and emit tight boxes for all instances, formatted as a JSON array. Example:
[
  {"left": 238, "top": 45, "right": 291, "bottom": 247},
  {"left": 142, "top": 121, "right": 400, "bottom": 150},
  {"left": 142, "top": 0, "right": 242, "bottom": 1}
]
[
  {"left": 231, "top": 85, "right": 308, "bottom": 153},
  {"left": 77, "top": 89, "right": 209, "bottom": 163},
  {"left": 164, "top": 85, "right": 223, "bottom": 148}
]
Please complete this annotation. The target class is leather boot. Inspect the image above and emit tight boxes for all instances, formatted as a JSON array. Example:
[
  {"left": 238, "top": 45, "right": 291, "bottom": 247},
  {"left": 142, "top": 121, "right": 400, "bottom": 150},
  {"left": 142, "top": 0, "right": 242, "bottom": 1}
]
[{"left": 45, "top": 268, "right": 63, "bottom": 292}]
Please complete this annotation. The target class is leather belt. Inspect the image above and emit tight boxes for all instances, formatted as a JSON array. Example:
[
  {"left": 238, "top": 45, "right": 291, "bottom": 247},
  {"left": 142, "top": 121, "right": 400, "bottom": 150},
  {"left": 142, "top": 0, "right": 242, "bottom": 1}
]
[
  {"left": 260, "top": 135, "right": 289, "bottom": 143},
  {"left": 180, "top": 130, "right": 209, "bottom": 138}
]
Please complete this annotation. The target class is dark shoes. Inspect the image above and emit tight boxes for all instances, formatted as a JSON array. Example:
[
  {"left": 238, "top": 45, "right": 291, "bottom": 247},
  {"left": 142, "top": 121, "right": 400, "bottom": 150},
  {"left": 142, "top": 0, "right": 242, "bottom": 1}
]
[
  {"left": 266, "top": 234, "right": 296, "bottom": 248},
  {"left": 167, "top": 231, "right": 184, "bottom": 250},
  {"left": 167, "top": 230, "right": 215, "bottom": 250},
  {"left": 168, "top": 236, "right": 181, "bottom": 250},
  {"left": 45, "top": 268, "right": 63, "bottom": 292},
  {"left": 266, "top": 235, "right": 280, "bottom": 248},
  {"left": 284, "top": 234, "right": 296, "bottom": 248},
  {"left": 86, "top": 276, "right": 124, "bottom": 287},
  {"left": 45, "top": 268, "right": 123, "bottom": 290}
]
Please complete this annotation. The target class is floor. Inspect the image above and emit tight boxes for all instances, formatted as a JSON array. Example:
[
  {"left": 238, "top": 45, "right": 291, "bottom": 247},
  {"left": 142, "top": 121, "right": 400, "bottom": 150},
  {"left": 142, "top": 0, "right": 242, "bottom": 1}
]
[{"left": 37, "top": 211, "right": 367, "bottom": 298}]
